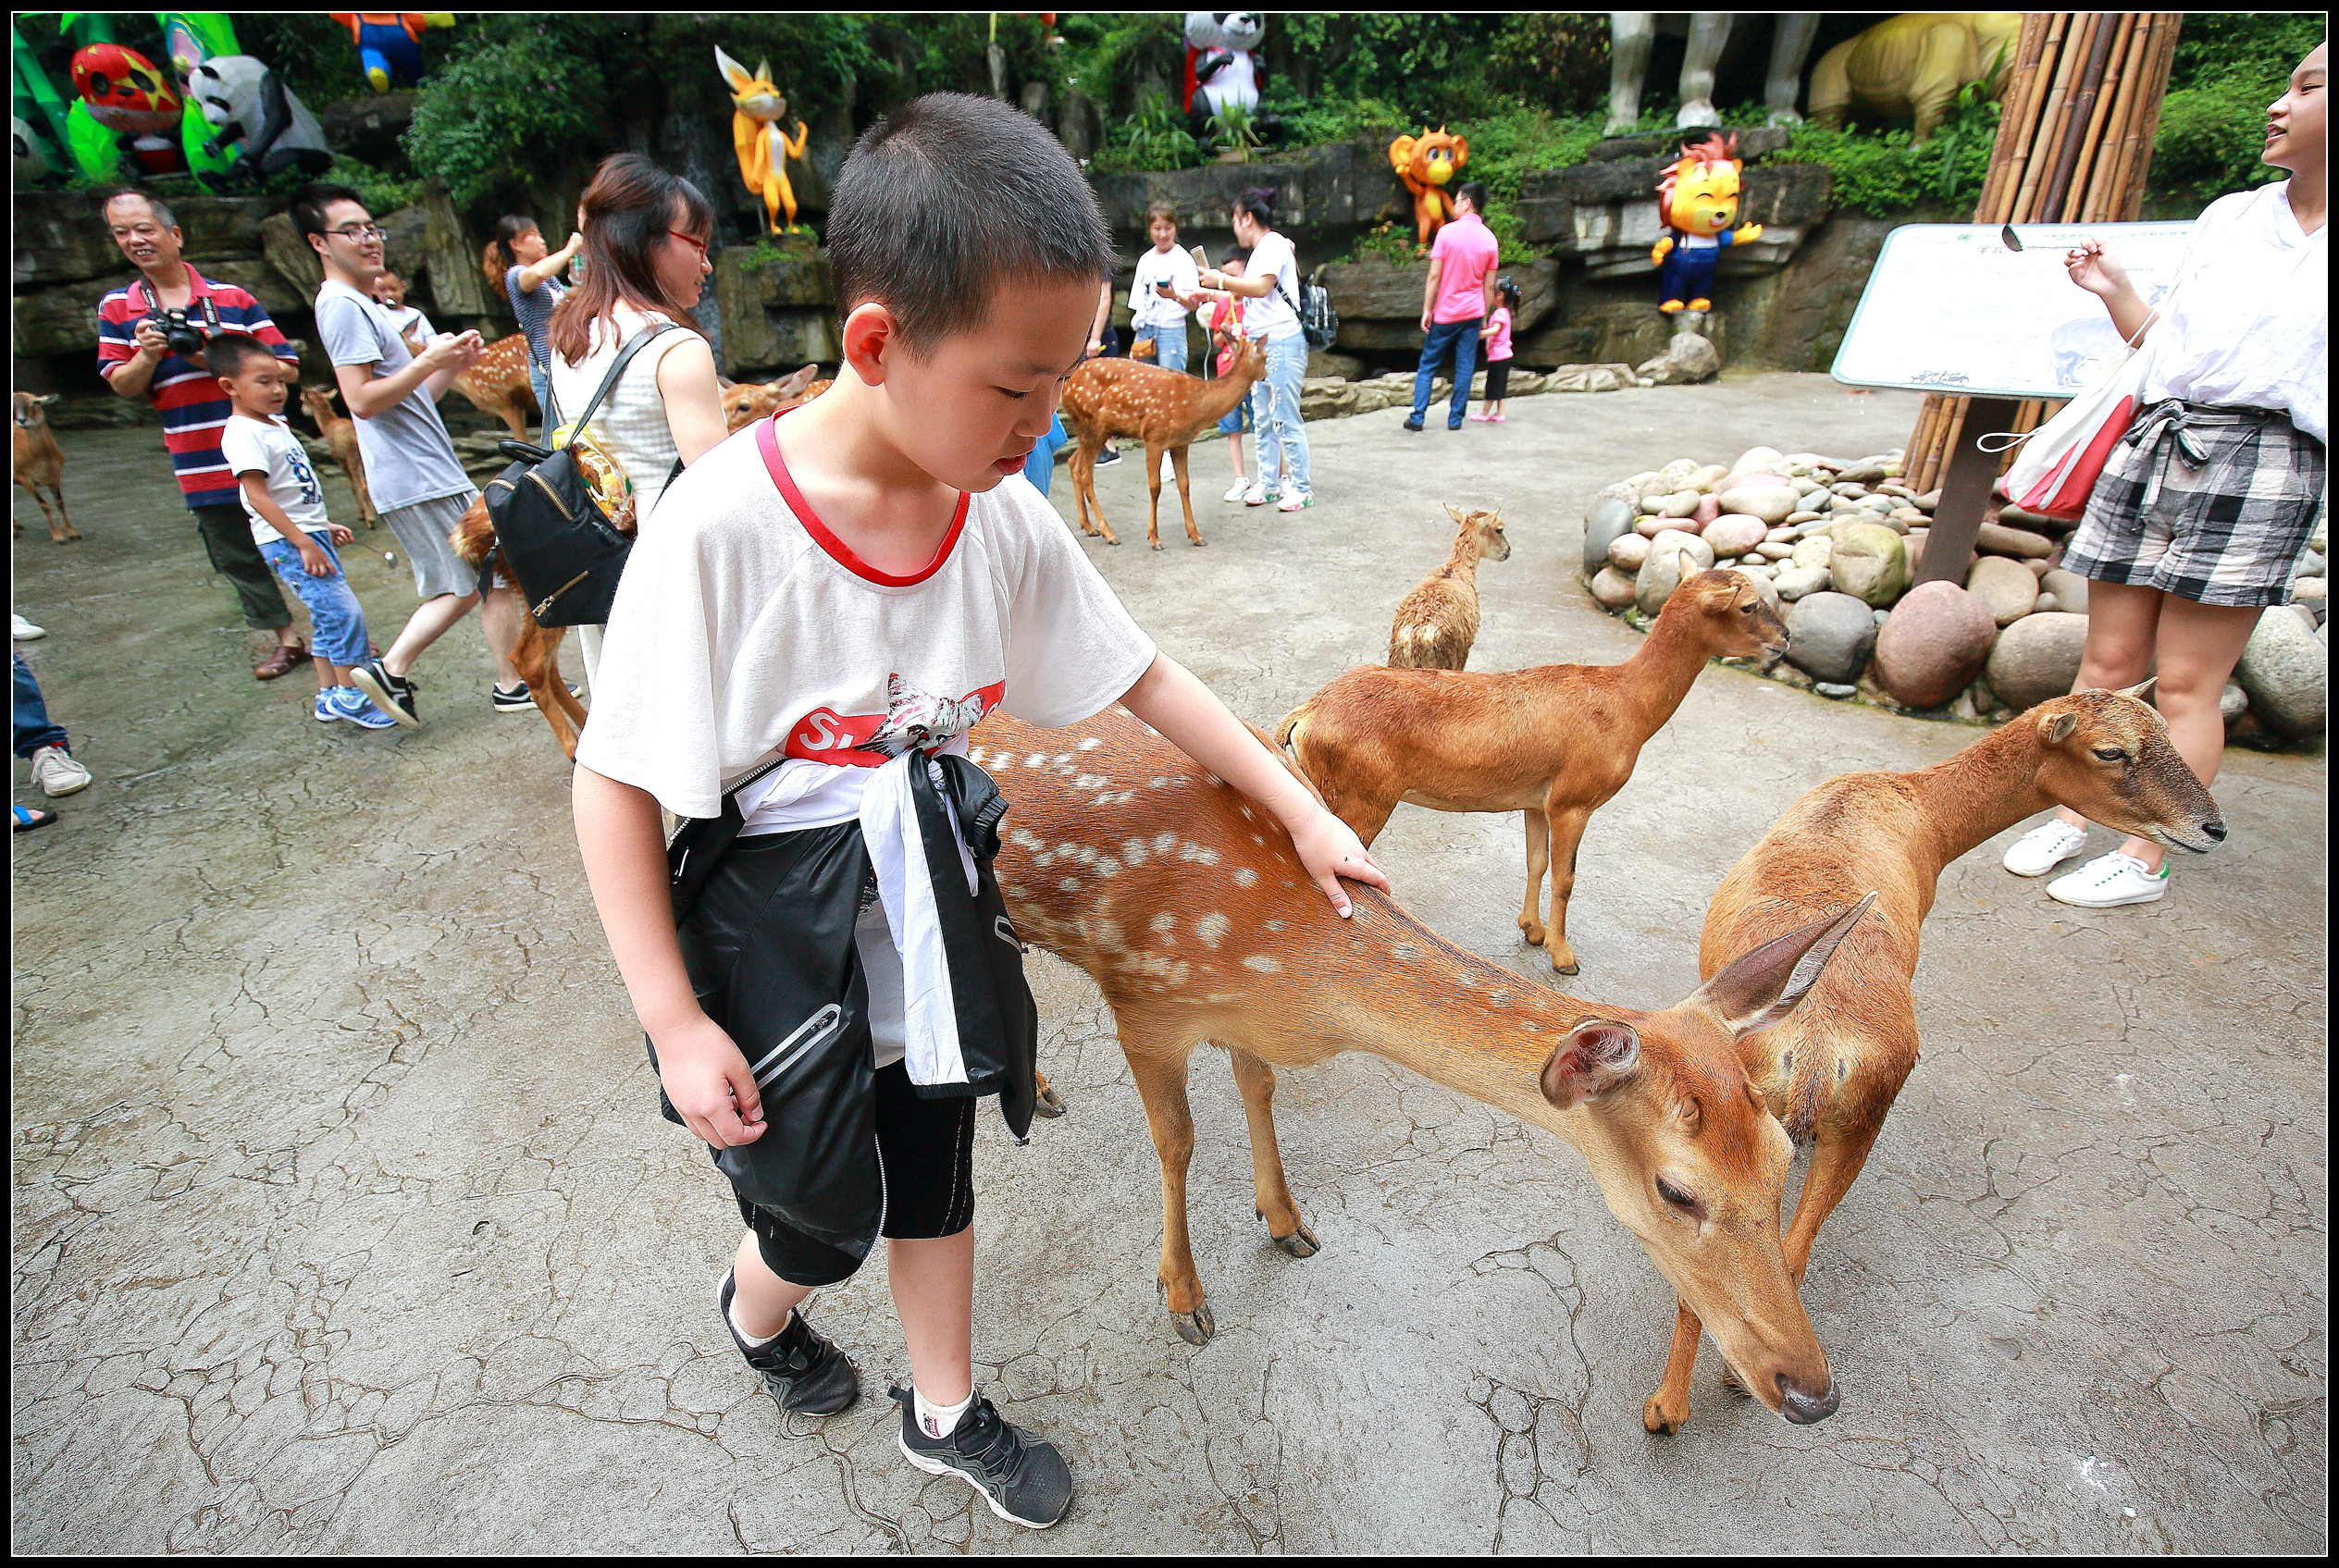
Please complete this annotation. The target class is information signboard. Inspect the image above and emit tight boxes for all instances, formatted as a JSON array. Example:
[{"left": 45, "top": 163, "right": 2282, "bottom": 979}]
[{"left": 1831, "top": 221, "right": 2195, "bottom": 399}]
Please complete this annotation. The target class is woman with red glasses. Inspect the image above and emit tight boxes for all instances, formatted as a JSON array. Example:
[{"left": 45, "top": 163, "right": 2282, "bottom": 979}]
[{"left": 547, "top": 153, "right": 730, "bottom": 689}]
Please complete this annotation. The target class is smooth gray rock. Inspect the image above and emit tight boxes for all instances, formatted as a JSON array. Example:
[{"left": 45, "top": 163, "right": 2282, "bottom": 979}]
[
  {"left": 1784, "top": 591, "right": 1879, "bottom": 683},
  {"left": 1635, "top": 535, "right": 1714, "bottom": 615},
  {"left": 1815, "top": 682, "right": 1858, "bottom": 698},
  {"left": 1590, "top": 565, "right": 1639, "bottom": 608},
  {"left": 1830, "top": 524, "right": 1912, "bottom": 607},
  {"left": 1583, "top": 497, "right": 1637, "bottom": 574},
  {"left": 1607, "top": 532, "right": 1652, "bottom": 573},
  {"left": 1774, "top": 564, "right": 1832, "bottom": 600},
  {"left": 1985, "top": 611, "right": 2091, "bottom": 710},
  {"left": 2234, "top": 608, "right": 2326, "bottom": 737},
  {"left": 2039, "top": 567, "right": 2090, "bottom": 614},
  {"left": 1965, "top": 554, "right": 2041, "bottom": 626},
  {"left": 2220, "top": 684, "right": 2249, "bottom": 722},
  {"left": 1647, "top": 528, "right": 1715, "bottom": 570}
]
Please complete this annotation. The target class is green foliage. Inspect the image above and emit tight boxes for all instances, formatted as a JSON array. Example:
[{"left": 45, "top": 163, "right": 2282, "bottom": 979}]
[
  {"left": 1344, "top": 219, "right": 1417, "bottom": 265},
  {"left": 1776, "top": 86, "right": 1999, "bottom": 217},
  {"left": 405, "top": 18, "right": 611, "bottom": 209},
  {"left": 1055, "top": 11, "right": 1183, "bottom": 121},
  {"left": 237, "top": 12, "right": 388, "bottom": 109},
  {"left": 2150, "top": 15, "right": 2324, "bottom": 209},
  {"left": 1206, "top": 103, "right": 1263, "bottom": 160},
  {"left": 1256, "top": 91, "right": 1408, "bottom": 150},
  {"left": 1092, "top": 92, "right": 1204, "bottom": 173},
  {"left": 1483, "top": 13, "right": 1613, "bottom": 116},
  {"left": 328, "top": 154, "right": 422, "bottom": 215}
]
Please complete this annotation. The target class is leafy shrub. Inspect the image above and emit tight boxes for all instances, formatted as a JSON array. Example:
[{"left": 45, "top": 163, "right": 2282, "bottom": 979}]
[
  {"left": 328, "top": 154, "right": 422, "bottom": 216},
  {"left": 1091, "top": 92, "right": 1204, "bottom": 173},
  {"left": 2148, "top": 15, "right": 2324, "bottom": 210},
  {"left": 1776, "top": 86, "right": 1999, "bottom": 217}
]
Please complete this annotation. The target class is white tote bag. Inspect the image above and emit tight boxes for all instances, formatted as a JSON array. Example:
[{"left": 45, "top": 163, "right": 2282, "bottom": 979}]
[{"left": 1991, "top": 315, "right": 2155, "bottom": 521}]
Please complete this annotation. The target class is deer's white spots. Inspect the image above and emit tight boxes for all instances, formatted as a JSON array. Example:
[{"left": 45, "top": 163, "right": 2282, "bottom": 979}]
[
  {"left": 1074, "top": 773, "right": 1110, "bottom": 791},
  {"left": 1077, "top": 737, "right": 1101, "bottom": 751},
  {"left": 1094, "top": 855, "right": 1120, "bottom": 878},
  {"left": 1149, "top": 911, "right": 1176, "bottom": 935},
  {"left": 1058, "top": 878, "right": 1081, "bottom": 893},
  {"left": 1024, "top": 753, "right": 1047, "bottom": 769},
  {"left": 1196, "top": 912, "right": 1231, "bottom": 948},
  {"left": 1233, "top": 867, "right": 1256, "bottom": 888},
  {"left": 1251, "top": 834, "right": 1265, "bottom": 846},
  {"left": 1122, "top": 839, "right": 1149, "bottom": 865},
  {"left": 1391, "top": 943, "right": 1419, "bottom": 960},
  {"left": 1238, "top": 805, "right": 1254, "bottom": 821},
  {"left": 1054, "top": 752, "right": 1072, "bottom": 767},
  {"left": 1454, "top": 970, "right": 1476, "bottom": 988},
  {"left": 1150, "top": 777, "right": 1170, "bottom": 789},
  {"left": 1264, "top": 920, "right": 1285, "bottom": 932},
  {"left": 1242, "top": 954, "right": 1282, "bottom": 974},
  {"left": 1177, "top": 843, "right": 1220, "bottom": 866},
  {"left": 1010, "top": 828, "right": 1043, "bottom": 849},
  {"left": 1154, "top": 833, "right": 1177, "bottom": 854},
  {"left": 1488, "top": 990, "right": 1512, "bottom": 1006}
]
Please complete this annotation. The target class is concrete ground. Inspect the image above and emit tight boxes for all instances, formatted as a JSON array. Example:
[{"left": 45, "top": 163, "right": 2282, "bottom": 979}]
[{"left": 12, "top": 375, "right": 2324, "bottom": 1554}]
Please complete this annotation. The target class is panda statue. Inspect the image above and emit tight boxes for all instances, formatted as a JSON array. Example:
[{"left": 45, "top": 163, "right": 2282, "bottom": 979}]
[
  {"left": 1182, "top": 13, "right": 1266, "bottom": 140},
  {"left": 188, "top": 56, "right": 334, "bottom": 187}
]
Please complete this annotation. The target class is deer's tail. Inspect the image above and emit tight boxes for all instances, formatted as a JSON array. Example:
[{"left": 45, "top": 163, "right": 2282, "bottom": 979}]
[
  {"left": 1273, "top": 700, "right": 1312, "bottom": 756},
  {"left": 447, "top": 495, "right": 497, "bottom": 571}
]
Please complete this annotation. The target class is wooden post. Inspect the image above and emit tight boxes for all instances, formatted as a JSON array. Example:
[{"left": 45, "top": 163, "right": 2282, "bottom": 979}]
[{"left": 1913, "top": 397, "right": 2021, "bottom": 587}]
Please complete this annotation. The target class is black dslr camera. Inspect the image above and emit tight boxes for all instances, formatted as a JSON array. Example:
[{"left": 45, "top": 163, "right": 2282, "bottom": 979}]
[{"left": 144, "top": 305, "right": 210, "bottom": 359}]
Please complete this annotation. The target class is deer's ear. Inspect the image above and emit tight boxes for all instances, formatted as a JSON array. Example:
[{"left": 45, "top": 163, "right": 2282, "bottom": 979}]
[
  {"left": 2042, "top": 710, "right": 2078, "bottom": 744},
  {"left": 1540, "top": 1020, "right": 1640, "bottom": 1111},
  {"left": 1444, "top": 501, "right": 1466, "bottom": 523},
  {"left": 1689, "top": 892, "right": 1876, "bottom": 1041}
]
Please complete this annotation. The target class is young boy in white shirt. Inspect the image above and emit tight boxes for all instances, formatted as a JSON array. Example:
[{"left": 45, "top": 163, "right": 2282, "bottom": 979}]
[
  {"left": 572, "top": 93, "right": 1386, "bottom": 1531},
  {"left": 208, "top": 334, "right": 397, "bottom": 729}
]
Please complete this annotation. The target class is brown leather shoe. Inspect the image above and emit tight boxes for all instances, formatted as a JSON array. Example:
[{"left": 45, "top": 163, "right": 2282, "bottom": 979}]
[{"left": 254, "top": 641, "right": 310, "bottom": 681}]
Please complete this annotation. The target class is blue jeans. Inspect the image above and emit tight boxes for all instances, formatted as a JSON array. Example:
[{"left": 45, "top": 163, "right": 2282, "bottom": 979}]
[
  {"left": 14, "top": 652, "right": 68, "bottom": 759},
  {"left": 259, "top": 535, "right": 371, "bottom": 669},
  {"left": 1413, "top": 318, "right": 1481, "bottom": 428},
  {"left": 529, "top": 362, "right": 553, "bottom": 438},
  {"left": 1251, "top": 332, "right": 1312, "bottom": 498},
  {"left": 1022, "top": 413, "right": 1069, "bottom": 496},
  {"left": 1134, "top": 322, "right": 1188, "bottom": 374}
]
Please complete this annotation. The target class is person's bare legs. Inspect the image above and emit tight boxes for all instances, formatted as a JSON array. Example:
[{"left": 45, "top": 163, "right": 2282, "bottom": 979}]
[
  {"left": 2052, "top": 579, "right": 2160, "bottom": 834},
  {"left": 889, "top": 1228, "right": 975, "bottom": 1405},
  {"left": 2107, "top": 596, "right": 2259, "bottom": 872},
  {"left": 478, "top": 583, "right": 525, "bottom": 688},
  {"left": 379, "top": 590, "right": 478, "bottom": 680},
  {"left": 728, "top": 1228, "right": 812, "bottom": 1338},
  {"left": 1226, "top": 432, "right": 1246, "bottom": 483}
]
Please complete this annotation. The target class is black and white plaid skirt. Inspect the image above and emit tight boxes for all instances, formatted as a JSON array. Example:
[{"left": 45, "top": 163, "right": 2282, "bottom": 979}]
[{"left": 2063, "top": 401, "right": 2325, "bottom": 608}]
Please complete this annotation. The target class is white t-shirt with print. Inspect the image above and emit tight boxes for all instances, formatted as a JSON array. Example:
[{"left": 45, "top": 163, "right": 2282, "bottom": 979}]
[
  {"left": 575, "top": 414, "right": 1159, "bottom": 825},
  {"left": 1243, "top": 230, "right": 1303, "bottom": 342},
  {"left": 217, "top": 413, "right": 333, "bottom": 545},
  {"left": 1130, "top": 244, "right": 1200, "bottom": 330},
  {"left": 2141, "top": 180, "right": 2327, "bottom": 445}
]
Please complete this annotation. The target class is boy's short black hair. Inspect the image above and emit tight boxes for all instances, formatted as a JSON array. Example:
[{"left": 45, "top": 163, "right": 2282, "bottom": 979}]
[
  {"left": 827, "top": 93, "right": 1117, "bottom": 351},
  {"left": 289, "top": 181, "right": 367, "bottom": 244},
  {"left": 1456, "top": 180, "right": 1490, "bottom": 213},
  {"left": 1223, "top": 245, "right": 1252, "bottom": 266},
  {"left": 204, "top": 332, "right": 278, "bottom": 380}
]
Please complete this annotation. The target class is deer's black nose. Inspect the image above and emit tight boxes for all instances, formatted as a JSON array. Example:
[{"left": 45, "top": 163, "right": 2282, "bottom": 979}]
[
  {"left": 2203, "top": 819, "right": 2227, "bottom": 843},
  {"left": 1776, "top": 1372, "right": 1838, "bottom": 1425}
]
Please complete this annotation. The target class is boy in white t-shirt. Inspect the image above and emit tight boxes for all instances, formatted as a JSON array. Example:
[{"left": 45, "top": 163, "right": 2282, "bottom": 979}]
[
  {"left": 572, "top": 93, "right": 1386, "bottom": 1531},
  {"left": 207, "top": 334, "right": 396, "bottom": 729}
]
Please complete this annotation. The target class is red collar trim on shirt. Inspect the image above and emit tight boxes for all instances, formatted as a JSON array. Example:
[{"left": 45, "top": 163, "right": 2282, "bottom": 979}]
[
  {"left": 756, "top": 408, "right": 970, "bottom": 587},
  {"left": 131, "top": 263, "right": 214, "bottom": 312}
]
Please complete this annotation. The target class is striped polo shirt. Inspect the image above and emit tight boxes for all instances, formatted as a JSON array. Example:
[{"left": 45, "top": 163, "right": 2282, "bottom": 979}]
[{"left": 96, "top": 265, "right": 298, "bottom": 511}]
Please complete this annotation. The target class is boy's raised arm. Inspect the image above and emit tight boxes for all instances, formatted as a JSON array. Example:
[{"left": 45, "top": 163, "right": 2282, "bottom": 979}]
[{"left": 1119, "top": 653, "right": 1389, "bottom": 917}]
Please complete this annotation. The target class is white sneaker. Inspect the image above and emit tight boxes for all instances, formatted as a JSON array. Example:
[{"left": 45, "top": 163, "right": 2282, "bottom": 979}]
[
  {"left": 2047, "top": 852, "right": 2169, "bottom": 908},
  {"left": 1159, "top": 453, "right": 1177, "bottom": 482},
  {"left": 1242, "top": 483, "right": 1269, "bottom": 507},
  {"left": 1221, "top": 478, "right": 1251, "bottom": 503},
  {"left": 31, "top": 745, "right": 92, "bottom": 797},
  {"left": 13, "top": 614, "right": 45, "bottom": 640},
  {"left": 2002, "top": 819, "right": 2088, "bottom": 877}
]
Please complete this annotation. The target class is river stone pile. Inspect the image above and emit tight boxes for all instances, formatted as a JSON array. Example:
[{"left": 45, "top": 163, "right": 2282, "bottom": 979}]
[{"left": 1578, "top": 446, "right": 2329, "bottom": 741}]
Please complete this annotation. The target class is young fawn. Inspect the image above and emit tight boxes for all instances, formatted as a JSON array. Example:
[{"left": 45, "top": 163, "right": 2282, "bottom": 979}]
[
  {"left": 1059, "top": 337, "right": 1267, "bottom": 549},
  {"left": 447, "top": 498, "right": 589, "bottom": 758},
  {"left": 298, "top": 383, "right": 377, "bottom": 527},
  {"left": 1388, "top": 504, "right": 1510, "bottom": 670},
  {"left": 451, "top": 333, "right": 538, "bottom": 440},
  {"left": 719, "top": 364, "right": 823, "bottom": 432},
  {"left": 1281, "top": 564, "right": 1787, "bottom": 973},
  {"left": 1641, "top": 684, "right": 2225, "bottom": 1434},
  {"left": 973, "top": 705, "right": 1873, "bottom": 1426},
  {"left": 12, "top": 392, "right": 78, "bottom": 544}
]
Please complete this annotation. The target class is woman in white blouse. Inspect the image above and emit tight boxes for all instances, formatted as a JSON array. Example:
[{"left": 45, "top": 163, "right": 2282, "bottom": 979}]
[
  {"left": 2003, "top": 43, "right": 2325, "bottom": 910},
  {"left": 547, "top": 154, "right": 730, "bottom": 690}
]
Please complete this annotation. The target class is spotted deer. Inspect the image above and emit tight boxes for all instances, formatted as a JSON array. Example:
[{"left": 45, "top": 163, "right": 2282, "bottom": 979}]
[
  {"left": 448, "top": 497, "right": 588, "bottom": 758},
  {"left": 12, "top": 391, "right": 78, "bottom": 543},
  {"left": 451, "top": 332, "right": 538, "bottom": 439},
  {"left": 972, "top": 705, "right": 1872, "bottom": 1427},
  {"left": 298, "top": 382, "right": 377, "bottom": 527},
  {"left": 720, "top": 364, "right": 824, "bottom": 432},
  {"left": 1642, "top": 684, "right": 2224, "bottom": 1432},
  {"left": 1388, "top": 504, "right": 1510, "bottom": 670},
  {"left": 1282, "top": 565, "right": 1786, "bottom": 974},
  {"left": 1059, "top": 337, "right": 1267, "bottom": 549}
]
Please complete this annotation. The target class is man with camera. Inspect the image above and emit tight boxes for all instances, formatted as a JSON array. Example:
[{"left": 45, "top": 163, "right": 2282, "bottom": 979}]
[{"left": 98, "top": 190, "right": 311, "bottom": 681}]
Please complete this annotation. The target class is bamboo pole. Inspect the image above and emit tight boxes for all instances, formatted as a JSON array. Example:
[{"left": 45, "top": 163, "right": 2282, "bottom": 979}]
[
  {"left": 2012, "top": 11, "right": 2096, "bottom": 222},
  {"left": 2100, "top": 16, "right": 2169, "bottom": 223},
  {"left": 2041, "top": 13, "right": 2119, "bottom": 220},
  {"left": 1976, "top": 14, "right": 2058, "bottom": 223},
  {"left": 1991, "top": 14, "right": 2072, "bottom": 225},
  {"left": 2080, "top": 15, "right": 2153, "bottom": 221},
  {"left": 2120, "top": 15, "right": 2183, "bottom": 220},
  {"left": 1911, "top": 397, "right": 1949, "bottom": 491},
  {"left": 2058, "top": 11, "right": 2134, "bottom": 220}
]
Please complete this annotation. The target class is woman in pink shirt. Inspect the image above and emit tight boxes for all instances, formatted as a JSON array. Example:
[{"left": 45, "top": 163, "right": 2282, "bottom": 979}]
[{"left": 1472, "top": 275, "right": 1521, "bottom": 424}]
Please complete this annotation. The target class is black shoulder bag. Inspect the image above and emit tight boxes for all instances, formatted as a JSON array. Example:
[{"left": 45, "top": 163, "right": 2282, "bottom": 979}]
[{"left": 481, "top": 322, "right": 674, "bottom": 626}]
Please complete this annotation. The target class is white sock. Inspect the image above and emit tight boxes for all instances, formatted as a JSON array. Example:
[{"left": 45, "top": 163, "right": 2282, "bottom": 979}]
[
  {"left": 728, "top": 1294, "right": 787, "bottom": 1350},
  {"left": 913, "top": 1384, "right": 975, "bottom": 1439}
]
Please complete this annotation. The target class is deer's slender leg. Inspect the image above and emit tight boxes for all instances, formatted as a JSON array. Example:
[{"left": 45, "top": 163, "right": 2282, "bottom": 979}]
[
  {"left": 1075, "top": 442, "right": 1119, "bottom": 545},
  {"left": 1170, "top": 443, "right": 1201, "bottom": 546},
  {"left": 1144, "top": 440, "right": 1165, "bottom": 550},
  {"left": 514, "top": 621, "right": 581, "bottom": 759},
  {"left": 1643, "top": 1300, "right": 1703, "bottom": 1434},
  {"left": 1228, "top": 1046, "right": 1315, "bottom": 1256},
  {"left": 1127, "top": 1043, "right": 1213, "bottom": 1344},
  {"left": 1783, "top": 1114, "right": 1888, "bottom": 1287},
  {"left": 1540, "top": 804, "right": 1593, "bottom": 975},
  {"left": 1517, "top": 809, "right": 1551, "bottom": 949},
  {"left": 1032, "top": 1068, "right": 1065, "bottom": 1117}
]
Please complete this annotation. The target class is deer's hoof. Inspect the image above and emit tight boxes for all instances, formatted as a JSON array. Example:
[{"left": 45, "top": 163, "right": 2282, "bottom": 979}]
[
  {"left": 1642, "top": 1392, "right": 1689, "bottom": 1435},
  {"left": 1192, "top": 537, "right": 1207, "bottom": 548},
  {"left": 1149, "top": 541, "right": 1163, "bottom": 551},
  {"left": 1170, "top": 1302, "right": 1215, "bottom": 1345},
  {"left": 1033, "top": 1081, "right": 1067, "bottom": 1118},
  {"left": 1265, "top": 1216, "right": 1319, "bottom": 1258}
]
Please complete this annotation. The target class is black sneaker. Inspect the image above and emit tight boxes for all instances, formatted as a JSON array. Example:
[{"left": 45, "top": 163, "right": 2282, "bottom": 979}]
[
  {"left": 1095, "top": 445, "right": 1121, "bottom": 466},
  {"left": 719, "top": 1269, "right": 858, "bottom": 1416},
  {"left": 350, "top": 659, "right": 423, "bottom": 728},
  {"left": 491, "top": 680, "right": 581, "bottom": 713},
  {"left": 890, "top": 1384, "right": 1073, "bottom": 1529},
  {"left": 1403, "top": 415, "right": 1424, "bottom": 432}
]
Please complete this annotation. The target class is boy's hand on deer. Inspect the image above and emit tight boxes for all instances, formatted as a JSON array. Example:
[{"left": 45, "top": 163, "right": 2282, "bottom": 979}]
[
  {"left": 656, "top": 1013, "right": 768, "bottom": 1147},
  {"left": 1286, "top": 805, "right": 1389, "bottom": 918}
]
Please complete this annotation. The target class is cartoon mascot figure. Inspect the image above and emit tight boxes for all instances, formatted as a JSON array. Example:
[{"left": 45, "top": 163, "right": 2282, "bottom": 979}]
[
  {"left": 1650, "top": 130, "right": 1764, "bottom": 313},
  {"left": 70, "top": 43, "right": 185, "bottom": 175},
  {"left": 715, "top": 47, "right": 811, "bottom": 235},
  {"left": 1389, "top": 127, "right": 1469, "bottom": 251},
  {"left": 1182, "top": 12, "right": 1264, "bottom": 137}
]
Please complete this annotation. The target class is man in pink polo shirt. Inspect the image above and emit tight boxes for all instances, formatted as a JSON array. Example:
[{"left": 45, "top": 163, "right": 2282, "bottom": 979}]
[{"left": 1405, "top": 180, "right": 1502, "bottom": 433}]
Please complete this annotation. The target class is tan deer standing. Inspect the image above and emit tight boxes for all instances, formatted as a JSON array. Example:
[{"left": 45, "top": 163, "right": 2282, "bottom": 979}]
[
  {"left": 1059, "top": 338, "right": 1267, "bottom": 549},
  {"left": 971, "top": 705, "right": 1871, "bottom": 1426},
  {"left": 12, "top": 392, "right": 78, "bottom": 544},
  {"left": 451, "top": 333, "right": 539, "bottom": 439},
  {"left": 1642, "top": 684, "right": 2224, "bottom": 1432},
  {"left": 448, "top": 497, "right": 589, "bottom": 759},
  {"left": 1389, "top": 504, "right": 1510, "bottom": 669},
  {"left": 298, "top": 383, "right": 377, "bottom": 528},
  {"left": 1281, "top": 563, "right": 1784, "bottom": 974}
]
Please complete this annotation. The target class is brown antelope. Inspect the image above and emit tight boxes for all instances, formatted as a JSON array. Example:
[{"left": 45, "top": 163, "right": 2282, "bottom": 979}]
[
  {"left": 451, "top": 333, "right": 539, "bottom": 439},
  {"left": 298, "top": 383, "right": 377, "bottom": 528},
  {"left": 719, "top": 364, "right": 823, "bottom": 432},
  {"left": 447, "top": 497, "right": 589, "bottom": 758},
  {"left": 1644, "top": 683, "right": 2225, "bottom": 1433},
  {"left": 971, "top": 706, "right": 1871, "bottom": 1427},
  {"left": 1281, "top": 564, "right": 1785, "bottom": 974},
  {"left": 1059, "top": 338, "right": 1268, "bottom": 549},
  {"left": 1388, "top": 504, "right": 1510, "bottom": 670},
  {"left": 12, "top": 392, "right": 78, "bottom": 544}
]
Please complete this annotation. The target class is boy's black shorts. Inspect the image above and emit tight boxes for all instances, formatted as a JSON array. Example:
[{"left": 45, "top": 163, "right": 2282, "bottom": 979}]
[{"left": 737, "top": 1059, "right": 976, "bottom": 1288}]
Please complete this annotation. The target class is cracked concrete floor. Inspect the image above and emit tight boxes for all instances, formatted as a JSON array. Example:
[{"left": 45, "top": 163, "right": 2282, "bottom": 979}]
[{"left": 13, "top": 375, "right": 2324, "bottom": 1553}]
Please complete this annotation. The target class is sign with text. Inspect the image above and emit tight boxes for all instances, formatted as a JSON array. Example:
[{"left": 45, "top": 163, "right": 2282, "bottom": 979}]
[{"left": 1832, "top": 221, "right": 2195, "bottom": 400}]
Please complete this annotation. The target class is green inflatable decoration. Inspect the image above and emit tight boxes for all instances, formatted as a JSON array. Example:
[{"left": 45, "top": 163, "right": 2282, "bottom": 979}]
[{"left": 159, "top": 11, "right": 239, "bottom": 182}]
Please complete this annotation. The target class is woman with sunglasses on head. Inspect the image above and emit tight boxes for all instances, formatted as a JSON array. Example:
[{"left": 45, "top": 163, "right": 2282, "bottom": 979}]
[{"left": 547, "top": 154, "right": 731, "bottom": 690}]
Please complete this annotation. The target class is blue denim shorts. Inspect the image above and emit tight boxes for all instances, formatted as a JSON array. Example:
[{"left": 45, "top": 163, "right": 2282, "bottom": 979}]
[
  {"left": 260, "top": 533, "right": 370, "bottom": 668},
  {"left": 1218, "top": 395, "right": 1253, "bottom": 436}
]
